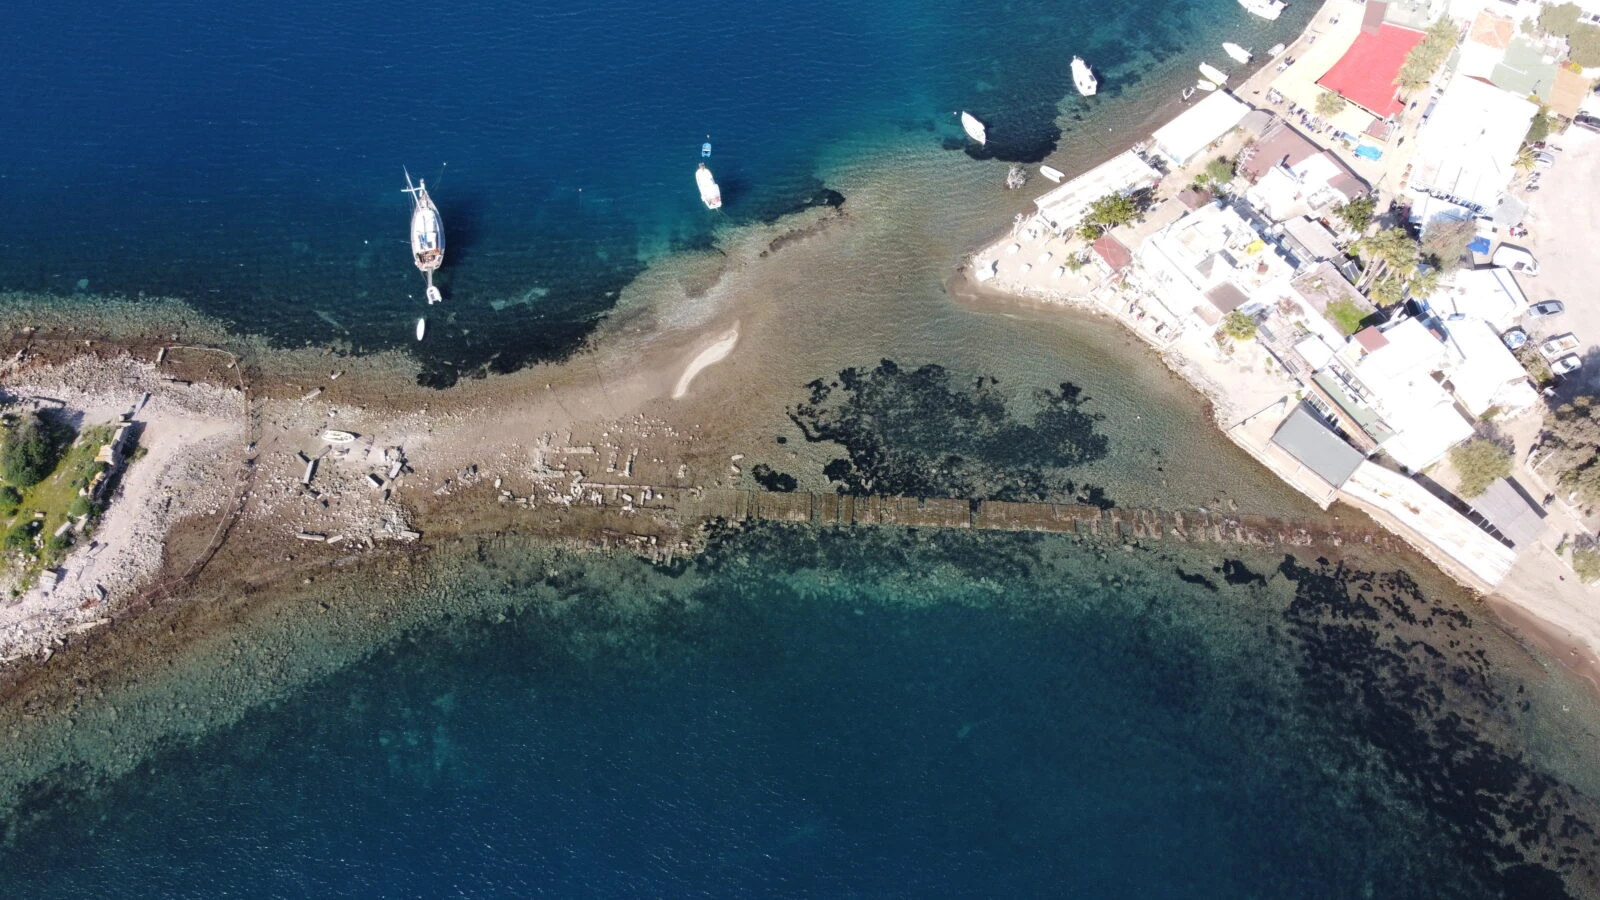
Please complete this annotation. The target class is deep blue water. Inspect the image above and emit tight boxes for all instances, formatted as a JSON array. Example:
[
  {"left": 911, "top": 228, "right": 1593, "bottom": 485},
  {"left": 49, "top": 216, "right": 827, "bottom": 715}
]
[
  {"left": 2, "top": 529, "right": 1595, "bottom": 897},
  {"left": 0, "top": 0, "right": 1299, "bottom": 384}
]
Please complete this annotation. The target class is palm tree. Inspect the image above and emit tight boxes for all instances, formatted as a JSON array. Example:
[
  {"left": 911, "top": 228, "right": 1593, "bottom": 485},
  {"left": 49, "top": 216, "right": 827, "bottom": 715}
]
[
  {"left": 1408, "top": 267, "right": 1441, "bottom": 300},
  {"left": 1513, "top": 145, "right": 1538, "bottom": 173},
  {"left": 1354, "top": 228, "right": 1420, "bottom": 292}
]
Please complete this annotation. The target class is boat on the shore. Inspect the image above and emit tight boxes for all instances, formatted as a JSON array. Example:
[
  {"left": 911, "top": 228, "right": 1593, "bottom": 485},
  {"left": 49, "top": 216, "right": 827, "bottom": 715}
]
[
  {"left": 1267, "top": 42, "right": 1287, "bottom": 57},
  {"left": 1199, "top": 62, "right": 1229, "bottom": 85},
  {"left": 321, "top": 430, "right": 358, "bottom": 444},
  {"left": 403, "top": 170, "right": 444, "bottom": 304},
  {"left": 416, "top": 317, "right": 426, "bottom": 341},
  {"left": 695, "top": 163, "right": 722, "bottom": 210},
  {"left": 1040, "top": 164, "right": 1065, "bottom": 183},
  {"left": 1195, "top": 79, "right": 1217, "bottom": 92},
  {"left": 960, "top": 111, "right": 987, "bottom": 145},
  {"left": 1239, "top": 0, "right": 1286, "bottom": 20},
  {"left": 1223, "top": 42, "right": 1252, "bottom": 64},
  {"left": 1071, "top": 57, "right": 1098, "bottom": 97}
]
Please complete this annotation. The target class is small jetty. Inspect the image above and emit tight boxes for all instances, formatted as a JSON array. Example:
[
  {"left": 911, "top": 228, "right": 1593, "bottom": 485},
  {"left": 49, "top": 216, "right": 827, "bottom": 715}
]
[
  {"left": 695, "top": 163, "right": 722, "bottom": 210},
  {"left": 960, "top": 111, "right": 987, "bottom": 145},
  {"left": 404, "top": 169, "right": 445, "bottom": 304}
]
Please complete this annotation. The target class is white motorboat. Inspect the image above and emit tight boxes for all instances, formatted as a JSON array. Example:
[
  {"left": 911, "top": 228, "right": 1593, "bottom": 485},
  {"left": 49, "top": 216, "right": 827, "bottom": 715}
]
[
  {"left": 404, "top": 169, "right": 445, "bottom": 302},
  {"left": 960, "top": 111, "right": 987, "bottom": 145},
  {"left": 415, "top": 318, "right": 426, "bottom": 341},
  {"left": 1239, "top": 0, "right": 1286, "bottom": 20},
  {"left": 1199, "top": 62, "right": 1229, "bottom": 85},
  {"left": 1267, "top": 42, "right": 1287, "bottom": 58},
  {"left": 321, "top": 430, "right": 358, "bottom": 444},
  {"left": 702, "top": 137, "right": 712, "bottom": 158},
  {"left": 1223, "top": 42, "right": 1252, "bottom": 64},
  {"left": 1040, "top": 165, "right": 1065, "bottom": 182},
  {"left": 1071, "top": 56, "right": 1098, "bottom": 97},
  {"left": 1195, "top": 79, "right": 1217, "bottom": 92},
  {"left": 695, "top": 163, "right": 722, "bottom": 209}
]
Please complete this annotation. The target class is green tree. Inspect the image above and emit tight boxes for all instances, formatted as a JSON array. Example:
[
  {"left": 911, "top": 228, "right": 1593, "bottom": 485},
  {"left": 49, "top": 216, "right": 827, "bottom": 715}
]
[
  {"left": 0, "top": 485, "right": 20, "bottom": 517},
  {"left": 1202, "top": 156, "right": 1236, "bottom": 185},
  {"left": 1352, "top": 227, "right": 1420, "bottom": 293},
  {"left": 1538, "top": 3, "right": 1600, "bottom": 66},
  {"left": 1420, "top": 217, "right": 1476, "bottom": 273},
  {"left": 1449, "top": 439, "right": 1511, "bottom": 498},
  {"left": 1, "top": 412, "right": 60, "bottom": 488},
  {"left": 1542, "top": 396, "right": 1600, "bottom": 503},
  {"left": 1525, "top": 110, "right": 1553, "bottom": 144},
  {"left": 1314, "top": 90, "right": 1347, "bottom": 117},
  {"left": 1408, "top": 267, "right": 1441, "bottom": 299},
  {"left": 1076, "top": 192, "right": 1141, "bottom": 240},
  {"left": 1221, "top": 311, "right": 1258, "bottom": 341},
  {"left": 1369, "top": 275, "right": 1406, "bottom": 307},
  {"left": 1332, "top": 195, "right": 1376, "bottom": 233},
  {"left": 1395, "top": 19, "right": 1462, "bottom": 94}
]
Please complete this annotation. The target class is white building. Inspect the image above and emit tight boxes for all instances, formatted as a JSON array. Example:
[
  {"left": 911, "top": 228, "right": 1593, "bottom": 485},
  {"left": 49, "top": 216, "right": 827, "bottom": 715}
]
[
  {"left": 1407, "top": 74, "right": 1538, "bottom": 219},
  {"left": 1342, "top": 318, "right": 1476, "bottom": 471},
  {"left": 1442, "top": 318, "right": 1539, "bottom": 417},
  {"left": 1135, "top": 201, "right": 1297, "bottom": 327},
  {"left": 1430, "top": 265, "right": 1528, "bottom": 331},
  {"left": 1150, "top": 91, "right": 1252, "bottom": 166},
  {"left": 1032, "top": 150, "right": 1162, "bottom": 234}
]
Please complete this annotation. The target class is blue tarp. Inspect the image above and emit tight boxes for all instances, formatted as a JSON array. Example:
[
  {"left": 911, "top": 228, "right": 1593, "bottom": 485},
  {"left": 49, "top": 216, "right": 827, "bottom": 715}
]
[{"left": 1468, "top": 237, "right": 1492, "bottom": 255}]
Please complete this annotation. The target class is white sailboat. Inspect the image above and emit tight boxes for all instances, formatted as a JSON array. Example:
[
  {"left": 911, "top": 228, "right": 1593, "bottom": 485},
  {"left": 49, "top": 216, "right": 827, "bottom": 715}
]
[
  {"left": 1223, "top": 42, "right": 1252, "bottom": 64},
  {"left": 1071, "top": 57, "right": 1098, "bottom": 97},
  {"left": 404, "top": 170, "right": 445, "bottom": 304},
  {"left": 1199, "top": 62, "right": 1229, "bottom": 85},
  {"left": 695, "top": 163, "right": 722, "bottom": 210},
  {"left": 1239, "top": 0, "right": 1286, "bottom": 20},
  {"left": 960, "top": 111, "right": 987, "bottom": 145}
]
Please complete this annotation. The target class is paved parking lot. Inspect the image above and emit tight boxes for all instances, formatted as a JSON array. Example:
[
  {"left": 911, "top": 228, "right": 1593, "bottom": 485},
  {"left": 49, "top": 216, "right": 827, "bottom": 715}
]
[{"left": 1518, "top": 125, "right": 1600, "bottom": 394}]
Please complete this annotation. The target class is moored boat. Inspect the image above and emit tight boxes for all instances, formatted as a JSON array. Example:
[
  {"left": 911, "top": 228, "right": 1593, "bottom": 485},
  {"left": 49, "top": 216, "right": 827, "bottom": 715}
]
[
  {"left": 1040, "top": 165, "right": 1065, "bottom": 182},
  {"left": 321, "top": 430, "right": 358, "bottom": 443},
  {"left": 1199, "top": 62, "right": 1229, "bottom": 85},
  {"left": 960, "top": 111, "right": 987, "bottom": 145},
  {"left": 404, "top": 169, "right": 445, "bottom": 303},
  {"left": 695, "top": 163, "right": 722, "bottom": 210},
  {"left": 1071, "top": 56, "right": 1098, "bottom": 97},
  {"left": 1195, "top": 79, "right": 1217, "bottom": 92},
  {"left": 416, "top": 318, "right": 426, "bottom": 341},
  {"left": 1223, "top": 42, "right": 1252, "bottom": 63},
  {"left": 702, "top": 137, "right": 712, "bottom": 158},
  {"left": 1239, "top": 0, "right": 1286, "bottom": 20}
]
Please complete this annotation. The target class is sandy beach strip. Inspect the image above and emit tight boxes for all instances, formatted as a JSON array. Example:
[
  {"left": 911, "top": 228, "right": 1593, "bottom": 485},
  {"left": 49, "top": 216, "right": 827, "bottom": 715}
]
[{"left": 671, "top": 326, "right": 739, "bottom": 399}]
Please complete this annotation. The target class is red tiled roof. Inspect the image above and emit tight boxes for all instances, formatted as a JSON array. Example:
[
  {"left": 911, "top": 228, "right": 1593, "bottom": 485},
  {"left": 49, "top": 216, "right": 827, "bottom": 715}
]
[
  {"left": 1092, "top": 235, "right": 1133, "bottom": 271},
  {"left": 1354, "top": 326, "right": 1389, "bottom": 352},
  {"left": 1317, "top": 24, "right": 1428, "bottom": 118}
]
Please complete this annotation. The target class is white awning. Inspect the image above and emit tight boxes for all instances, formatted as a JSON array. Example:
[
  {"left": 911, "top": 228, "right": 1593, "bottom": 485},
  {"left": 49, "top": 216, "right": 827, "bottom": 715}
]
[
  {"left": 1151, "top": 91, "right": 1251, "bottom": 165},
  {"left": 1032, "top": 151, "right": 1162, "bottom": 233}
]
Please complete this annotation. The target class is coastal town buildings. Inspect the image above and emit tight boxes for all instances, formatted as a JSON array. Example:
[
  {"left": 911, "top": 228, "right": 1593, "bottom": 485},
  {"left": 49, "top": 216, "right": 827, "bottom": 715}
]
[
  {"left": 1406, "top": 72, "right": 1538, "bottom": 222},
  {"left": 1150, "top": 91, "right": 1252, "bottom": 166},
  {"left": 1237, "top": 117, "right": 1370, "bottom": 221},
  {"left": 1133, "top": 200, "right": 1297, "bottom": 328},
  {"left": 1032, "top": 151, "right": 1161, "bottom": 235}
]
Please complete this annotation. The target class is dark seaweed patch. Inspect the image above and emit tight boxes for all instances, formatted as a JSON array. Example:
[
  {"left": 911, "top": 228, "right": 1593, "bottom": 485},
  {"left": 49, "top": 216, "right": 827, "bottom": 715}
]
[
  {"left": 1218, "top": 559, "right": 1267, "bottom": 587},
  {"left": 1276, "top": 555, "right": 1600, "bottom": 897},
  {"left": 1174, "top": 568, "right": 1219, "bottom": 592},
  {"left": 750, "top": 464, "right": 797, "bottom": 493},
  {"left": 787, "top": 360, "right": 1111, "bottom": 502}
]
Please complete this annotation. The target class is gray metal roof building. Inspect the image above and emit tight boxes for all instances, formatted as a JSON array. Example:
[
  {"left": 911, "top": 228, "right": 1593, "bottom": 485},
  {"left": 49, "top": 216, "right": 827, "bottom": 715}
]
[
  {"left": 1270, "top": 403, "right": 1364, "bottom": 488},
  {"left": 1469, "top": 477, "right": 1547, "bottom": 548}
]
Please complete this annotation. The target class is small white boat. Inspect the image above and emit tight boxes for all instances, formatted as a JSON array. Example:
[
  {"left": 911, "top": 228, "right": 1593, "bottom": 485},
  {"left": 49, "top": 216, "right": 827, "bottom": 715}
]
[
  {"left": 1040, "top": 165, "right": 1065, "bottom": 183},
  {"left": 1199, "top": 62, "right": 1229, "bottom": 85},
  {"left": 1239, "top": 0, "right": 1286, "bottom": 20},
  {"left": 416, "top": 318, "right": 426, "bottom": 341},
  {"left": 426, "top": 284, "right": 442, "bottom": 304},
  {"left": 960, "top": 111, "right": 987, "bottom": 145},
  {"left": 321, "top": 430, "right": 358, "bottom": 444},
  {"left": 1071, "top": 56, "right": 1098, "bottom": 97},
  {"left": 1267, "top": 42, "right": 1287, "bottom": 58},
  {"left": 1195, "top": 79, "right": 1217, "bottom": 92},
  {"left": 1223, "top": 42, "right": 1252, "bottom": 64},
  {"left": 701, "top": 137, "right": 712, "bottom": 158},
  {"left": 695, "top": 163, "right": 722, "bottom": 210},
  {"left": 1182, "top": 86, "right": 1197, "bottom": 101}
]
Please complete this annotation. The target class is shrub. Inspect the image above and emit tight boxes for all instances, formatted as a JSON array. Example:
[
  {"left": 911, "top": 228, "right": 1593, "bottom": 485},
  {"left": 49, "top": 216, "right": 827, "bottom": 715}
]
[
  {"left": 0, "top": 485, "right": 20, "bottom": 517},
  {"left": 1315, "top": 90, "right": 1347, "bottom": 117},
  {"left": 1203, "top": 156, "right": 1236, "bottom": 186},
  {"left": 1449, "top": 439, "right": 1511, "bottom": 498},
  {"left": 1221, "top": 311, "right": 1258, "bottom": 341},
  {"left": 1573, "top": 547, "right": 1600, "bottom": 583},
  {"left": 67, "top": 496, "right": 93, "bottom": 519},
  {"left": 4, "top": 522, "right": 38, "bottom": 552},
  {"left": 1, "top": 412, "right": 60, "bottom": 488},
  {"left": 1517, "top": 345, "right": 1553, "bottom": 385},
  {"left": 1332, "top": 195, "right": 1375, "bottom": 233},
  {"left": 1325, "top": 299, "right": 1368, "bottom": 336}
]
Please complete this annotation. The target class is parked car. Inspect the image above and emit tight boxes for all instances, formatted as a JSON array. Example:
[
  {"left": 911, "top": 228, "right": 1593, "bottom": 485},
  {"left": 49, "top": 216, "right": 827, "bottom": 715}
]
[
  {"left": 1552, "top": 354, "right": 1583, "bottom": 376},
  {"left": 1502, "top": 329, "right": 1528, "bottom": 350},
  {"left": 1574, "top": 113, "right": 1600, "bottom": 134},
  {"left": 1540, "top": 333, "right": 1580, "bottom": 360},
  {"left": 1529, "top": 299, "right": 1566, "bottom": 317}
]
